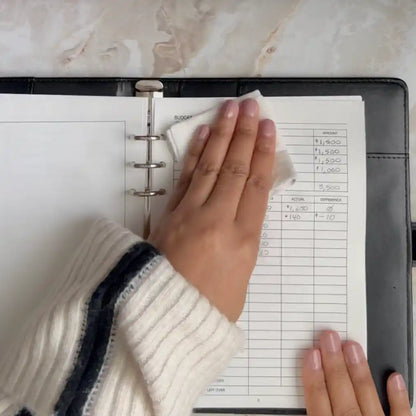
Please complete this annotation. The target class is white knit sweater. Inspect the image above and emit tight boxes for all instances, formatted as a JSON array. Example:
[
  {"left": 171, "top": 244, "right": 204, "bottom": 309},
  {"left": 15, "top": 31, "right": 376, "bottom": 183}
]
[{"left": 0, "top": 219, "right": 244, "bottom": 416}]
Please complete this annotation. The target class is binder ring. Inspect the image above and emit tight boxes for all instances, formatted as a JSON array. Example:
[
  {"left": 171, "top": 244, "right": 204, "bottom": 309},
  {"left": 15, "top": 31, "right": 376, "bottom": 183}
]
[
  {"left": 128, "top": 188, "right": 166, "bottom": 197},
  {"left": 130, "top": 134, "right": 162, "bottom": 141},
  {"left": 128, "top": 161, "right": 166, "bottom": 169}
]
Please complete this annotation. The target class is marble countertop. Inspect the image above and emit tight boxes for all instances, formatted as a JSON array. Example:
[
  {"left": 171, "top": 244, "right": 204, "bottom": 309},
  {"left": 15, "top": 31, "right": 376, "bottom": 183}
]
[
  {"left": 0, "top": 0, "right": 414, "bottom": 414},
  {"left": 0, "top": 0, "right": 414, "bottom": 214}
]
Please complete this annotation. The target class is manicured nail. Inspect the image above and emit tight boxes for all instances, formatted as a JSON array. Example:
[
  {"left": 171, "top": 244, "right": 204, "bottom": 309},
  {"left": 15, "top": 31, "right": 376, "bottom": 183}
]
[
  {"left": 391, "top": 373, "right": 406, "bottom": 392},
  {"left": 197, "top": 125, "right": 210, "bottom": 141},
  {"left": 305, "top": 349, "right": 322, "bottom": 371},
  {"left": 222, "top": 100, "right": 238, "bottom": 119},
  {"left": 241, "top": 98, "right": 258, "bottom": 117},
  {"left": 320, "top": 331, "right": 341, "bottom": 353},
  {"left": 259, "top": 119, "right": 276, "bottom": 137},
  {"left": 344, "top": 342, "right": 365, "bottom": 366}
]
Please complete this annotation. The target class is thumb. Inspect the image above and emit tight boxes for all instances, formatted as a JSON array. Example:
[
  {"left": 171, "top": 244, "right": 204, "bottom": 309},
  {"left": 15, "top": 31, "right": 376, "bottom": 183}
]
[{"left": 387, "top": 372, "right": 411, "bottom": 416}]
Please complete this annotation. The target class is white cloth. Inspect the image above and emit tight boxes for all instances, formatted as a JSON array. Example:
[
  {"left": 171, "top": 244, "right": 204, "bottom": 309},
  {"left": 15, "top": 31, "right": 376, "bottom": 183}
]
[{"left": 165, "top": 90, "right": 296, "bottom": 195}]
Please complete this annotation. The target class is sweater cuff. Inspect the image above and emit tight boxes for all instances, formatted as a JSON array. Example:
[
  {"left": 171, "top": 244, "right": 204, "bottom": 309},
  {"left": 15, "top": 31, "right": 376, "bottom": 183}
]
[
  {"left": 118, "top": 257, "right": 244, "bottom": 416},
  {"left": 0, "top": 387, "right": 26, "bottom": 416}
]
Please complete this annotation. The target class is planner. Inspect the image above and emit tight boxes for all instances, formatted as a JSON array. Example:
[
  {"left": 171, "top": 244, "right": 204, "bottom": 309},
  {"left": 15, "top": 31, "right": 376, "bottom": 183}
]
[{"left": 0, "top": 77, "right": 412, "bottom": 414}]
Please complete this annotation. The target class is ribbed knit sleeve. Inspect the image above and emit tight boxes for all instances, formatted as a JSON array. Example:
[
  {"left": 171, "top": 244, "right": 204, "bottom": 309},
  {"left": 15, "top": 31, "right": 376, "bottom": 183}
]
[
  {"left": 117, "top": 259, "right": 244, "bottom": 416},
  {"left": 0, "top": 389, "right": 21, "bottom": 416},
  {"left": 0, "top": 219, "right": 243, "bottom": 416}
]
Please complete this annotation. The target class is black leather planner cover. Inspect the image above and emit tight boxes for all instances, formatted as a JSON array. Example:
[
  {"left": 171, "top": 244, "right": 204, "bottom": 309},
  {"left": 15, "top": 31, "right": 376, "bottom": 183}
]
[{"left": 0, "top": 77, "right": 412, "bottom": 414}]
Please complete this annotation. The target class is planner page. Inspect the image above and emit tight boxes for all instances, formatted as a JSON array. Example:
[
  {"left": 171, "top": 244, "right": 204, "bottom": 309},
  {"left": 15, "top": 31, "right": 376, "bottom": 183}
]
[
  {"left": 153, "top": 96, "right": 366, "bottom": 410},
  {"left": 0, "top": 94, "right": 147, "bottom": 349}
]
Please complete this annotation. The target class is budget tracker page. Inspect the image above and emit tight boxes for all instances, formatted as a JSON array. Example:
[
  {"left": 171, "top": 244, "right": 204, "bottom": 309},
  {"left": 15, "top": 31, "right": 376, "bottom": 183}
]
[{"left": 152, "top": 96, "right": 367, "bottom": 410}]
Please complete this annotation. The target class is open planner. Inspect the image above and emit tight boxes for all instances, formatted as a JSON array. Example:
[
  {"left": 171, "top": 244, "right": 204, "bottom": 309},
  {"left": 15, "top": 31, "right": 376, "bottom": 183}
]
[{"left": 0, "top": 78, "right": 412, "bottom": 414}]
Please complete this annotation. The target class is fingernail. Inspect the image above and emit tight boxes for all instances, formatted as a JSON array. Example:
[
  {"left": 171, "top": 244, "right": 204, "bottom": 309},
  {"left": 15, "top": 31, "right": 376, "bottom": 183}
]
[
  {"left": 259, "top": 119, "right": 276, "bottom": 137},
  {"left": 241, "top": 98, "right": 258, "bottom": 117},
  {"left": 320, "top": 331, "right": 341, "bottom": 353},
  {"left": 391, "top": 373, "right": 406, "bottom": 392},
  {"left": 305, "top": 349, "right": 322, "bottom": 371},
  {"left": 222, "top": 100, "right": 238, "bottom": 119},
  {"left": 344, "top": 342, "right": 365, "bottom": 366},
  {"left": 197, "top": 125, "right": 210, "bottom": 141}
]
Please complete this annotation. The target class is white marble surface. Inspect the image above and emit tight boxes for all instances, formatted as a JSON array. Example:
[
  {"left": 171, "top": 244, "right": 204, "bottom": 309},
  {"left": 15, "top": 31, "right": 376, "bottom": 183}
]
[
  {"left": 0, "top": 0, "right": 415, "bottom": 413},
  {"left": 0, "top": 0, "right": 415, "bottom": 213}
]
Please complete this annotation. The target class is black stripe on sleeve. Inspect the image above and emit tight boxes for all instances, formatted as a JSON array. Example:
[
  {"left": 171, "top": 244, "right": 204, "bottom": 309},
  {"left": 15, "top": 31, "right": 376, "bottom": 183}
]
[
  {"left": 54, "top": 241, "right": 160, "bottom": 416},
  {"left": 15, "top": 408, "right": 33, "bottom": 416}
]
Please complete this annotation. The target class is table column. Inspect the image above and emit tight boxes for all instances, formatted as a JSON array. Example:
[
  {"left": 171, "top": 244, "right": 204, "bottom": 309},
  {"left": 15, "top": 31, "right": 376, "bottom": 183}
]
[
  {"left": 313, "top": 196, "right": 348, "bottom": 337},
  {"left": 248, "top": 194, "right": 282, "bottom": 394},
  {"left": 313, "top": 129, "right": 348, "bottom": 337},
  {"left": 282, "top": 128, "right": 314, "bottom": 192},
  {"left": 314, "top": 129, "right": 348, "bottom": 193},
  {"left": 281, "top": 195, "right": 315, "bottom": 387}
]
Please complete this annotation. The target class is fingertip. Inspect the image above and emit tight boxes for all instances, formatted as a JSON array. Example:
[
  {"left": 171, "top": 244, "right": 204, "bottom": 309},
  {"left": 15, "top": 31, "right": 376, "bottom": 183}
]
[
  {"left": 342, "top": 340, "right": 366, "bottom": 366},
  {"left": 256, "top": 119, "right": 276, "bottom": 153},
  {"left": 342, "top": 339, "right": 360, "bottom": 348},
  {"left": 221, "top": 99, "right": 239, "bottom": 119},
  {"left": 303, "top": 348, "right": 322, "bottom": 372},
  {"left": 240, "top": 98, "right": 259, "bottom": 117},
  {"left": 319, "top": 330, "right": 342, "bottom": 353},
  {"left": 387, "top": 372, "right": 411, "bottom": 414},
  {"left": 388, "top": 372, "right": 407, "bottom": 393},
  {"left": 258, "top": 119, "right": 276, "bottom": 137},
  {"left": 196, "top": 124, "right": 210, "bottom": 142},
  {"left": 319, "top": 329, "right": 337, "bottom": 339}
]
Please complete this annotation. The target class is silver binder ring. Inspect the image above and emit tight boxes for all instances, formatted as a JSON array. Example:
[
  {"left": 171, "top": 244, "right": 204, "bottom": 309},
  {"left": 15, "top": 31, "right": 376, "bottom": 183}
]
[
  {"left": 129, "top": 134, "right": 162, "bottom": 141},
  {"left": 128, "top": 161, "right": 166, "bottom": 169},
  {"left": 128, "top": 188, "right": 166, "bottom": 197}
]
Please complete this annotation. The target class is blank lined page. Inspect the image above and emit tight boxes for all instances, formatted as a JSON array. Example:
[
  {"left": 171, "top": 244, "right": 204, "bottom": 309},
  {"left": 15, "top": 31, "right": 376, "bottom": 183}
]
[
  {"left": 0, "top": 94, "right": 147, "bottom": 348},
  {"left": 153, "top": 96, "right": 366, "bottom": 410}
]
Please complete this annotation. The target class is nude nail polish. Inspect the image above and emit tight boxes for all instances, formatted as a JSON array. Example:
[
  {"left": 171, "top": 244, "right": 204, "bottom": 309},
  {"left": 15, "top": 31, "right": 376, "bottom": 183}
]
[
  {"left": 241, "top": 98, "right": 258, "bottom": 117},
  {"left": 197, "top": 125, "right": 210, "bottom": 141},
  {"left": 259, "top": 119, "right": 275, "bottom": 137},
  {"left": 344, "top": 342, "right": 364, "bottom": 366},
  {"left": 320, "top": 331, "right": 341, "bottom": 353},
  {"left": 222, "top": 100, "right": 238, "bottom": 119},
  {"left": 391, "top": 373, "right": 406, "bottom": 392},
  {"left": 305, "top": 349, "right": 322, "bottom": 371}
]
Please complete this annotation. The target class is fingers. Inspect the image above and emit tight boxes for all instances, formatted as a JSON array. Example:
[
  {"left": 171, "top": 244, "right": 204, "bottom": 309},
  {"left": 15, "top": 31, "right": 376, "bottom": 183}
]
[
  {"left": 387, "top": 372, "right": 412, "bottom": 416},
  {"left": 236, "top": 119, "right": 276, "bottom": 231},
  {"left": 302, "top": 349, "right": 332, "bottom": 416},
  {"left": 319, "top": 331, "right": 362, "bottom": 416},
  {"left": 180, "top": 100, "right": 239, "bottom": 208},
  {"left": 167, "top": 124, "right": 210, "bottom": 211},
  {"left": 342, "top": 341, "right": 384, "bottom": 415},
  {"left": 206, "top": 99, "right": 259, "bottom": 217},
  {"left": 303, "top": 332, "right": 411, "bottom": 416}
]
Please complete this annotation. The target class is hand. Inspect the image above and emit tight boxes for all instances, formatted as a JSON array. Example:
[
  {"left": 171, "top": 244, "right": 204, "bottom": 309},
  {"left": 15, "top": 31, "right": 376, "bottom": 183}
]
[
  {"left": 149, "top": 98, "right": 276, "bottom": 322},
  {"left": 303, "top": 330, "right": 411, "bottom": 415}
]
